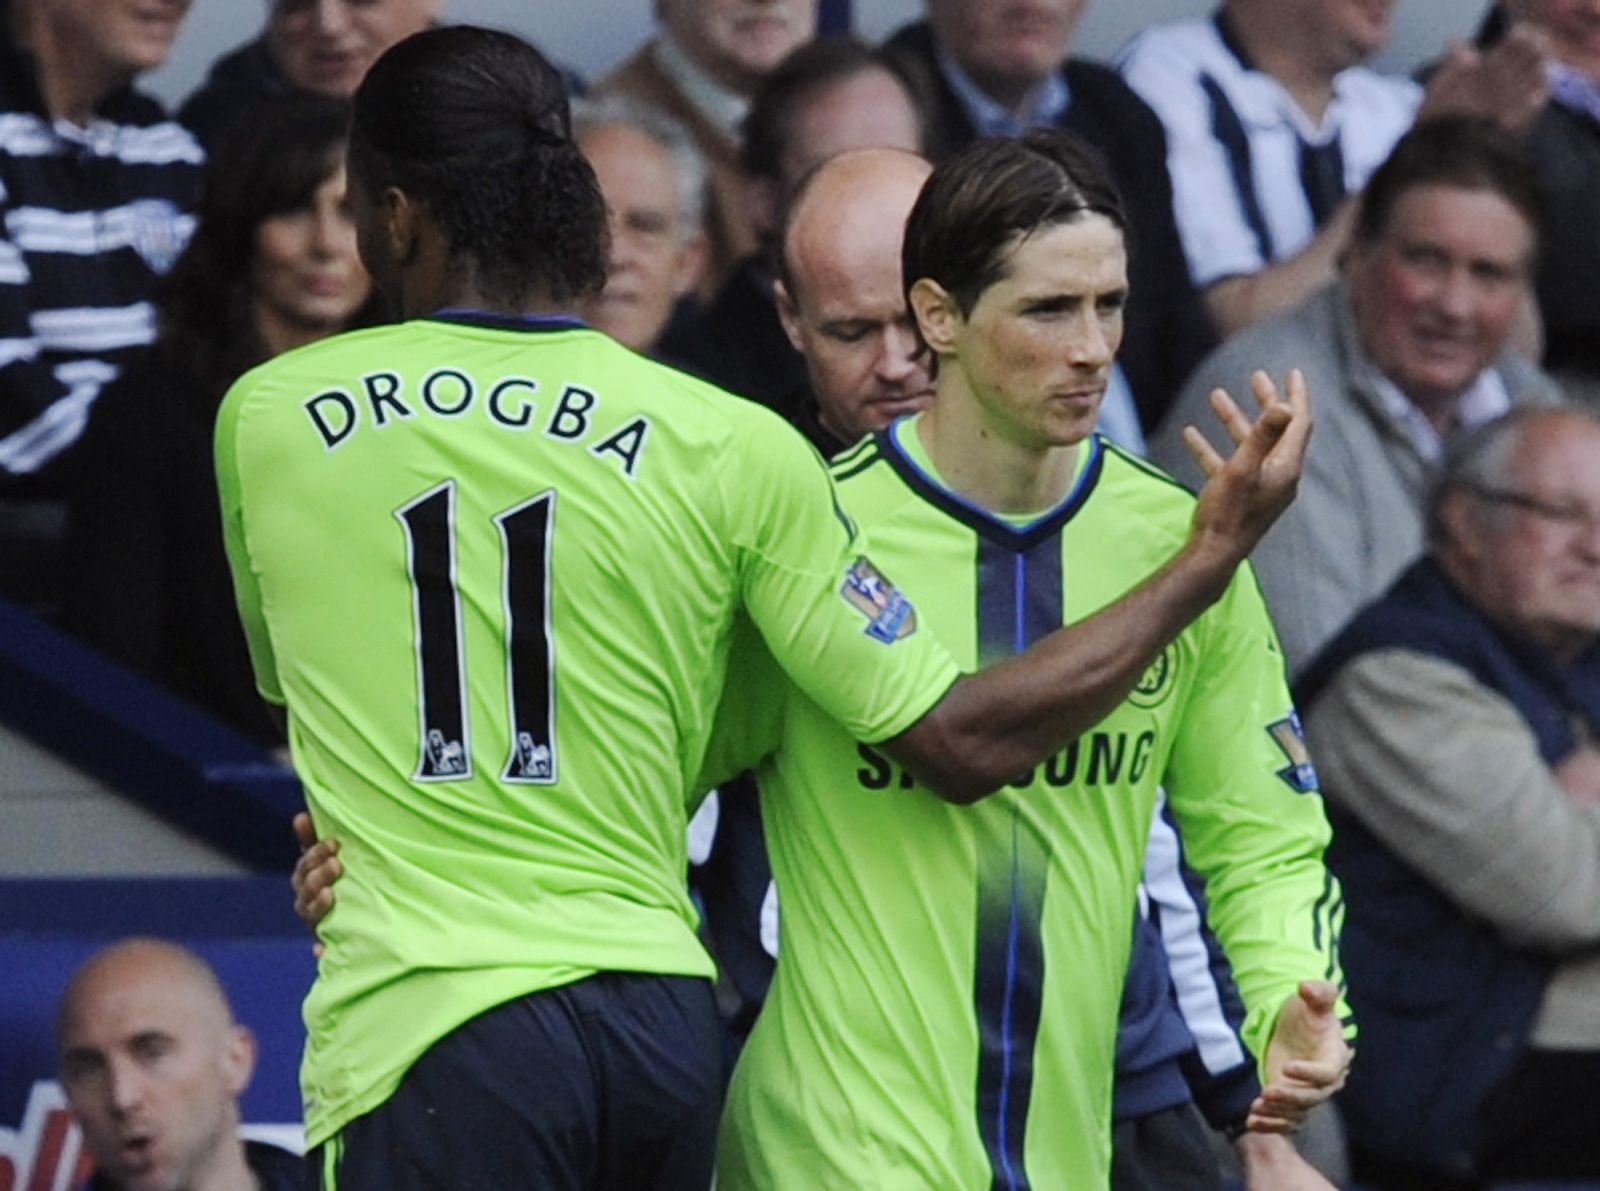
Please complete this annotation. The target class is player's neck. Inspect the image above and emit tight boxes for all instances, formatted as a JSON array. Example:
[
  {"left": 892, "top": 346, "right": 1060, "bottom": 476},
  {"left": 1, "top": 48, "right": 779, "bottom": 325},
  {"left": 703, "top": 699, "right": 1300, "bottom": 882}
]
[
  {"left": 916, "top": 399, "right": 1080, "bottom": 517},
  {"left": 398, "top": 242, "right": 564, "bottom": 322}
]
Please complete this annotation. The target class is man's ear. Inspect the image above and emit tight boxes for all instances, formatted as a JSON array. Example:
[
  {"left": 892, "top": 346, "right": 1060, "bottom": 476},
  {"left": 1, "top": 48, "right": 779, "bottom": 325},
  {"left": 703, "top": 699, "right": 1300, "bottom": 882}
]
[
  {"left": 774, "top": 278, "right": 805, "bottom": 355},
  {"left": 908, "top": 277, "right": 960, "bottom": 356},
  {"left": 221, "top": 1024, "right": 257, "bottom": 1099},
  {"left": 383, "top": 186, "right": 420, "bottom": 267},
  {"left": 670, "top": 231, "right": 710, "bottom": 301},
  {"left": 1436, "top": 488, "right": 1484, "bottom": 562}
]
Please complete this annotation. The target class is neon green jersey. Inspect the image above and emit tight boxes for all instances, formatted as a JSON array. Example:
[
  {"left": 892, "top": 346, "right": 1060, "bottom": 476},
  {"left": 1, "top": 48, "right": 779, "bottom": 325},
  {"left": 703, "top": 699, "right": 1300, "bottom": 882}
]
[
  {"left": 214, "top": 316, "right": 960, "bottom": 1145},
  {"left": 710, "top": 420, "right": 1345, "bottom": 1190}
]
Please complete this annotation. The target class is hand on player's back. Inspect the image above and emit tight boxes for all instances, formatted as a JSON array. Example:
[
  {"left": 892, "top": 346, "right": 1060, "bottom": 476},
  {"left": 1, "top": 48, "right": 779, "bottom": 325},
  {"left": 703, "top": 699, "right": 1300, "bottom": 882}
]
[{"left": 292, "top": 811, "right": 341, "bottom": 947}]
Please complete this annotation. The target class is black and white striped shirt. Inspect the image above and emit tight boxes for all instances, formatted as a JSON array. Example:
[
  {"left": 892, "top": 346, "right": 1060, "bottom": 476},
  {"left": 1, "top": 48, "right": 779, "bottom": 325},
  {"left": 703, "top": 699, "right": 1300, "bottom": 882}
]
[
  {"left": 1118, "top": 13, "right": 1419, "bottom": 291},
  {"left": 0, "top": 34, "right": 202, "bottom": 487}
]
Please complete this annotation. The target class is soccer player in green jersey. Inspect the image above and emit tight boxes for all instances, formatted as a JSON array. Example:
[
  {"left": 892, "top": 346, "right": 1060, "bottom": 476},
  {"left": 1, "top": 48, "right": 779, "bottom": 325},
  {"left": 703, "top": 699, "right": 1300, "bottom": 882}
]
[
  {"left": 696, "top": 133, "right": 1352, "bottom": 1188},
  {"left": 228, "top": 26, "right": 1310, "bottom": 1191}
]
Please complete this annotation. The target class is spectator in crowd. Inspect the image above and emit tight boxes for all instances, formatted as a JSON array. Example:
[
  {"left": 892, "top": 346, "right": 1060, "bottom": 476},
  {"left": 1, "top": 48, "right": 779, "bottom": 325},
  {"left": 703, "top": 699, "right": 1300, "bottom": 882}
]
[
  {"left": 234, "top": 25, "right": 1312, "bottom": 1186},
  {"left": 56, "top": 938, "right": 303, "bottom": 1191},
  {"left": 178, "top": 0, "right": 439, "bottom": 151},
  {"left": 596, "top": 0, "right": 818, "bottom": 299},
  {"left": 668, "top": 34, "right": 924, "bottom": 407},
  {"left": 1480, "top": 0, "right": 1600, "bottom": 401},
  {"left": 879, "top": 0, "right": 1215, "bottom": 431},
  {"left": 1119, "top": 0, "right": 1548, "bottom": 337},
  {"left": 1298, "top": 405, "right": 1600, "bottom": 1188},
  {"left": 0, "top": 0, "right": 203, "bottom": 615},
  {"left": 572, "top": 96, "right": 708, "bottom": 357},
  {"left": 1152, "top": 117, "right": 1561, "bottom": 677},
  {"left": 60, "top": 96, "right": 375, "bottom": 745}
]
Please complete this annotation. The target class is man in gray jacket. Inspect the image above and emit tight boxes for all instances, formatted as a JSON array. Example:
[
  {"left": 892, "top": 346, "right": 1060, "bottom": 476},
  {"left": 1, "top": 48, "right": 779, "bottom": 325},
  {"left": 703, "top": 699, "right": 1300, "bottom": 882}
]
[{"left": 1152, "top": 116, "right": 1558, "bottom": 677}]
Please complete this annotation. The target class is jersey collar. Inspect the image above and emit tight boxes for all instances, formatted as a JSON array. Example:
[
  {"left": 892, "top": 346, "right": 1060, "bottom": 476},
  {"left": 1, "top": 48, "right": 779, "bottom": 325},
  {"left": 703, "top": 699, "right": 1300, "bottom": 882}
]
[
  {"left": 875, "top": 418, "right": 1106, "bottom": 552},
  {"left": 427, "top": 309, "right": 590, "bottom": 333}
]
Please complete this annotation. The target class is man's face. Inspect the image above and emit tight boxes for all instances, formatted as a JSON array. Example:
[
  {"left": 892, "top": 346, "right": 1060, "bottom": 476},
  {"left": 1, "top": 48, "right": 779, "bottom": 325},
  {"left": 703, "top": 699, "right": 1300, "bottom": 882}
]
[
  {"left": 939, "top": 214, "right": 1127, "bottom": 451},
  {"left": 49, "top": 0, "right": 192, "bottom": 77},
  {"left": 776, "top": 67, "right": 923, "bottom": 193},
  {"left": 925, "top": 0, "right": 1084, "bottom": 97},
  {"left": 657, "top": 0, "right": 818, "bottom": 94},
  {"left": 578, "top": 122, "right": 704, "bottom": 353},
  {"left": 1305, "top": 0, "right": 1398, "bottom": 68},
  {"left": 1347, "top": 184, "right": 1533, "bottom": 416},
  {"left": 269, "top": 0, "right": 438, "bottom": 97},
  {"left": 58, "top": 953, "right": 251, "bottom": 1191},
  {"left": 1515, "top": 0, "right": 1600, "bottom": 74},
  {"left": 778, "top": 160, "right": 935, "bottom": 443},
  {"left": 1450, "top": 414, "right": 1600, "bottom": 661}
]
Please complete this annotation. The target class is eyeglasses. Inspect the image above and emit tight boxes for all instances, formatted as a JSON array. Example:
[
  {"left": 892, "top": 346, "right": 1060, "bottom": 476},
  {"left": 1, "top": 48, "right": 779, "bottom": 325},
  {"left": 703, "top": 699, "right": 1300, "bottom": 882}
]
[{"left": 1466, "top": 485, "right": 1600, "bottom": 534}]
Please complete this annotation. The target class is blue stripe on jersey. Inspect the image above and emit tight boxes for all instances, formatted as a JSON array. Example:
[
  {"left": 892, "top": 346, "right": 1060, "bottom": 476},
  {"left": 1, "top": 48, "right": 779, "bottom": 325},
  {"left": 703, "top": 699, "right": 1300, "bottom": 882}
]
[
  {"left": 1298, "top": 137, "right": 1347, "bottom": 229},
  {"left": 974, "top": 819, "right": 1049, "bottom": 1191},
  {"left": 971, "top": 531, "right": 1063, "bottom": 1189},
  {"left": 1198, "top": 11, "right": 1276, "bottom": 263},
  {"left": 976, "top": 532, "right": 1067, "bottom": 669}
]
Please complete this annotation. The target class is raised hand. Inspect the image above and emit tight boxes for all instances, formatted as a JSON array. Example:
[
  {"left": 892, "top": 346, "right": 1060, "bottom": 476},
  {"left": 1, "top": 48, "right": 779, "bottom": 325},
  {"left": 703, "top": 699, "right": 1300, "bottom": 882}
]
[
  {"left": 1420, "top": 26, "right": 1550, "bottom": 135},
  {"left": 1184, "top": 368, "right": 1312, "bottom": 565}
]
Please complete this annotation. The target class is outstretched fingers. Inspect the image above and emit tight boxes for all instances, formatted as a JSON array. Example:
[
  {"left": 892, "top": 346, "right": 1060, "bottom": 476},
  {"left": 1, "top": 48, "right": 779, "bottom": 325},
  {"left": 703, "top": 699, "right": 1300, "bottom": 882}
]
[
  {"left": 1271, "top": 367, "right": 1312, "bottom": 461},
  {"left": 1182, "top": 370, "right": 1295, "bottom": 479},
  {"left": 1181, "top": 423, "right": 1225, "bottom": 479},
  {"left": 1231, "top": 368, "right": 1310, "bottom": 483}
]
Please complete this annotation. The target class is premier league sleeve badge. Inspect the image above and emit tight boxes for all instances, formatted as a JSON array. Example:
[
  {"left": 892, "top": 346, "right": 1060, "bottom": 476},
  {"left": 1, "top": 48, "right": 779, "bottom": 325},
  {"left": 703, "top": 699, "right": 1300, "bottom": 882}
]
[{"left": 840, "top": 556, "right": 918, "bottom": 643}]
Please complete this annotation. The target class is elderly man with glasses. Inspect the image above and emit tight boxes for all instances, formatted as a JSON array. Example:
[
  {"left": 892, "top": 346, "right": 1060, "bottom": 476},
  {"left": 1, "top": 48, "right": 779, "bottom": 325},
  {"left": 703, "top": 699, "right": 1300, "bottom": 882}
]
[{"left": 1299, "top": 404, "right": 1600, "bottom": 1189}]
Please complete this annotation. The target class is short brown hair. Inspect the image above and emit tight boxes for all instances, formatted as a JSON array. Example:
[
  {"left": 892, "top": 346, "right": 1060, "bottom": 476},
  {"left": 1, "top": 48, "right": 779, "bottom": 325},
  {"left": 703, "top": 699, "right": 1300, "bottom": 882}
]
[
  {"left": 1357, "top": 116, "right": 1541, "bottom": 255},
  {"left": 901, "top": 128, "right": 1129, "bottom": 317}
]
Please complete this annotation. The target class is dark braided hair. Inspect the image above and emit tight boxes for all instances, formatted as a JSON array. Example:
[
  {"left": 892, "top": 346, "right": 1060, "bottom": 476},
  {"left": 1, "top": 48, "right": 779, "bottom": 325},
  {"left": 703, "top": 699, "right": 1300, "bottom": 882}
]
[{"left": 349, "top": 25, "right": 607, "bottom": 307}]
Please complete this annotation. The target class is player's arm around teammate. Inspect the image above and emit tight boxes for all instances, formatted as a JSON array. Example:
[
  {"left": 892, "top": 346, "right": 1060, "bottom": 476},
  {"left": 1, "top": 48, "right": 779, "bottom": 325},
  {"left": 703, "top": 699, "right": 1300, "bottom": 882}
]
[{"left": 291, "top": 365, "right": 1309, "bottom": 924}]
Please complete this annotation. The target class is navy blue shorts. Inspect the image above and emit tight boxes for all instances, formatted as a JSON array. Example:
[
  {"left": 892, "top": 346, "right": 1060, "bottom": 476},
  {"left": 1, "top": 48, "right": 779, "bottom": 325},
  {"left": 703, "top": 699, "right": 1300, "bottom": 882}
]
[
  {"left": 312, "top": 971, "right": 721, "bottom": 1191},
  {"left": 1112, "top": 1102, "right": 1226, "bottom": 1191}
]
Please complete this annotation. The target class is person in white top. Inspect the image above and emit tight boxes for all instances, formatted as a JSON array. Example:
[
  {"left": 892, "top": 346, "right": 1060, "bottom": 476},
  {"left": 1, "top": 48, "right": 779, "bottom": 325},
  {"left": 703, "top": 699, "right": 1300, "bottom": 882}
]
[{"left": 1119, "top": 0, "right": 1547, "bottom": 336}]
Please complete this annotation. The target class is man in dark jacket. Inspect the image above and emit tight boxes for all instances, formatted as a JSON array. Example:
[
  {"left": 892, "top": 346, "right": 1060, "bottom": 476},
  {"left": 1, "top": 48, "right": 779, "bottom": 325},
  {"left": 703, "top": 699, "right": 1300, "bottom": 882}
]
[{"left": 1302, "top": 405, "right": 1600, "bottom": 1188}]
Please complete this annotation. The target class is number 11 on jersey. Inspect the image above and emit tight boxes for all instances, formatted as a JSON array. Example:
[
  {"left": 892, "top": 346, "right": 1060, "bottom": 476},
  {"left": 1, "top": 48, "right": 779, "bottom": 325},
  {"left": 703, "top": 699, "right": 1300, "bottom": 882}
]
[{"left": 396, "top": 479, "right": 558, "bottom": 785}]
